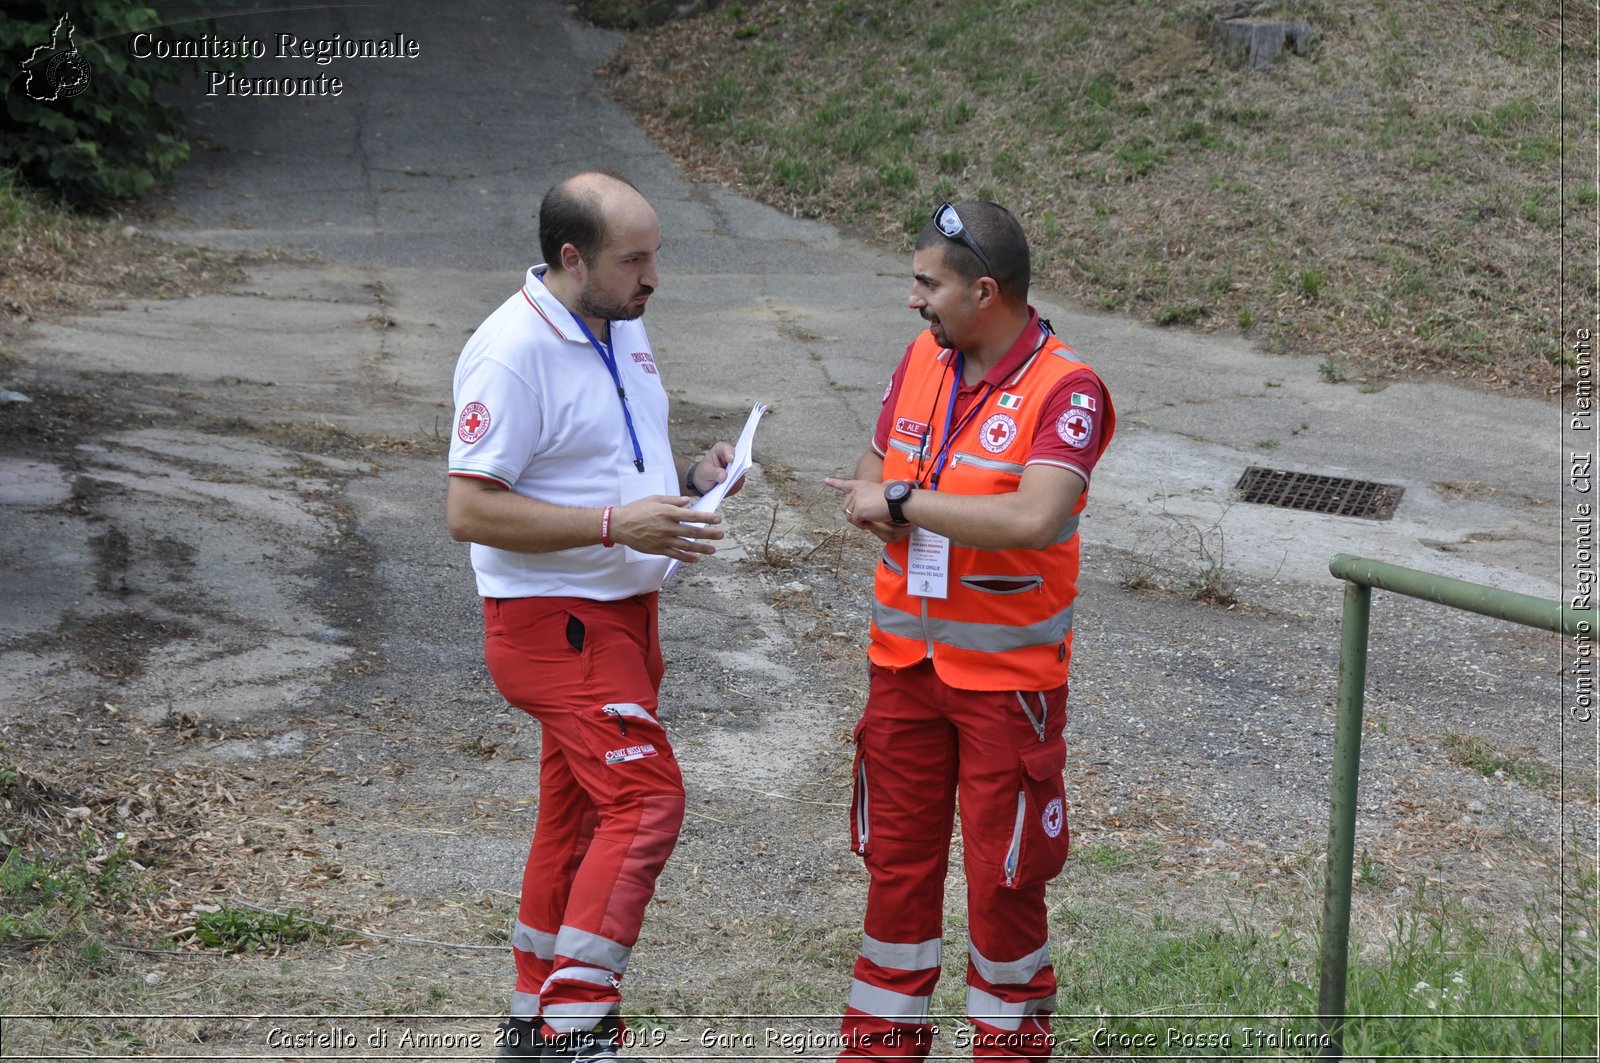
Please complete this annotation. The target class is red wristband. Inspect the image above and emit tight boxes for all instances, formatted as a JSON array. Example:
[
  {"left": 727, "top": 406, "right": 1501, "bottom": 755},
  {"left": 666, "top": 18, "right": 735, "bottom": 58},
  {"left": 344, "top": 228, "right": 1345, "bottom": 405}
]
[{"left": 600, "top": 506, "right": 615, "bottom": 548}]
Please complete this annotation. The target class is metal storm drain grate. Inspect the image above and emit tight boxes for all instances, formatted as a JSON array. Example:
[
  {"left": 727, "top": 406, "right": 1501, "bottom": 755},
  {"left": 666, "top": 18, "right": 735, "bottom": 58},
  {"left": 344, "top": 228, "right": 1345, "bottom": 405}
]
[{"left": 1235, "top": 466, "right": 1404, "bottom": 520}]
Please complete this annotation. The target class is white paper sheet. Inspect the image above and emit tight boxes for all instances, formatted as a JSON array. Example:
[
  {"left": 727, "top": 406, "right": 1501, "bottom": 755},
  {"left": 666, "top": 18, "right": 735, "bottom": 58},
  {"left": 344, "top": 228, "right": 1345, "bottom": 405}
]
[{"left": 664, "top": 401, "right": 768, "bottom": 582}]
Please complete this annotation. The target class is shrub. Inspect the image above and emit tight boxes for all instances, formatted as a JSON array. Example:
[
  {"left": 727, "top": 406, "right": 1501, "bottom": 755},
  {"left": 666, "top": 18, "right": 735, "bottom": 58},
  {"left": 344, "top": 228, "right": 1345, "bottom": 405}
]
[{"left": 0, "top": 3, "right": 241, "bottom": 207}]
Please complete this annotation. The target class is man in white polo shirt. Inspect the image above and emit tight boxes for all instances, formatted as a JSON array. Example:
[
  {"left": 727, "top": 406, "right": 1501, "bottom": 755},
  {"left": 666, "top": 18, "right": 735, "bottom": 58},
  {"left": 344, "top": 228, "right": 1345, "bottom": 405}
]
[{"left": 447, "top": 171, "right": 738, "bottom": 1061}]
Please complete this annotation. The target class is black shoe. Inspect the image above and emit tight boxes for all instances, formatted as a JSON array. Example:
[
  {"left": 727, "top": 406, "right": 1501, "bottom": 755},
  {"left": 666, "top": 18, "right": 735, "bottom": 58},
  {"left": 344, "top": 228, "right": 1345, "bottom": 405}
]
[
  {"left": 496, "top": 1016, "right": 546, "bottom": 1058},
  {"left": 540, "top": 1015, "right": 625, "bottom": 1061}
]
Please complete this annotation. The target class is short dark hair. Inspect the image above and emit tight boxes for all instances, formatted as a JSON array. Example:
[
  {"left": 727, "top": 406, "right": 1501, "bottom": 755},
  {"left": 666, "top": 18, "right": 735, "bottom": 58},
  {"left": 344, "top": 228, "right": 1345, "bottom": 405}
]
[
  {"left": 538, "top": 170, "right": 640, "bottom": 271},
  {"left": 915, "top": 201, "right": 1030, "bottom": 302}
]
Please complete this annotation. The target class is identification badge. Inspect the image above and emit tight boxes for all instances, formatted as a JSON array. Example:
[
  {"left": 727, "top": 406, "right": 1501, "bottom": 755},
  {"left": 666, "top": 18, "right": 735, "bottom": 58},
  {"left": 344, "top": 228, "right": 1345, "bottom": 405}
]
[
  {"left": 618, "top": 467, "right": 672, "bottom": 563},
  {"left": 906, "top": 527, "right": 950, "bottom": 599}
]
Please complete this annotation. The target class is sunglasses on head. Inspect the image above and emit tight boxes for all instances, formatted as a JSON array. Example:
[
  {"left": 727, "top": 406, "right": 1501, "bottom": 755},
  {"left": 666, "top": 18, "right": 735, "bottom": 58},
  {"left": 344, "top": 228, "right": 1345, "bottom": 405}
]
[{"left": 932, "top": 202, "right": 997, "bottom": 289}]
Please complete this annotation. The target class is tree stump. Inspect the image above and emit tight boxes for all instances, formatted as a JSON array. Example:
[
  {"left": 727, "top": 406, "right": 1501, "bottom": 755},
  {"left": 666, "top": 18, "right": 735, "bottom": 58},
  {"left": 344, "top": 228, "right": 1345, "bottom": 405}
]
[{"left": 1211, "top": 6, "right": 1315, "bottom": 69}]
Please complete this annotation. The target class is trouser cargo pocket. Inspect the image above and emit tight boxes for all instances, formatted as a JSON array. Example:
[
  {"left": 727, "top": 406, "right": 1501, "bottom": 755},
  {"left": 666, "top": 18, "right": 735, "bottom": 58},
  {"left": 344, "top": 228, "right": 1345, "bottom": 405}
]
[{"left": 1001, "top": 738, "right": 1069, "bottom": 888}]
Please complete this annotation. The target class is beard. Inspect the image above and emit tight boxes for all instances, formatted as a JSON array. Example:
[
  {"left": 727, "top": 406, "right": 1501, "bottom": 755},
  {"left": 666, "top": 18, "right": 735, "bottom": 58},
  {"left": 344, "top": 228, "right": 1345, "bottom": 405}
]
[{"left": 578, "top": 280, "right": 653, "bottom": 323}]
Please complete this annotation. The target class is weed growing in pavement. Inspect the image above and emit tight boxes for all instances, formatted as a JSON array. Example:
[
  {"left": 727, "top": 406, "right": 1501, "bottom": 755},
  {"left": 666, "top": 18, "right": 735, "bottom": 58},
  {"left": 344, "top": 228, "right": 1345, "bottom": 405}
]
[
  {"left": 1119, "top": 502, "right": 1244, "bottom": 607},
  {"left": 1441, "top": 731, "right": 1556, "bottom": 792}
]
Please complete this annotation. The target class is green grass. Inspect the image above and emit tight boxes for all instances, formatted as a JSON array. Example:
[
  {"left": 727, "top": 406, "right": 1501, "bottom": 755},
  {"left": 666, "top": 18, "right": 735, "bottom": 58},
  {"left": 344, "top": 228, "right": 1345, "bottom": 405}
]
[
  {"left": 1442, "top": 731, "right": 1556, "bottom": 791},
  {"left": 188, "top": 905, "right": 346, "bottom": 953},
  {"left": 1035, "top": 878, "right": 1595, "bottom": 1058},
  {"left": 606, "top": 0, "right": 1585, "bottom": 391}
]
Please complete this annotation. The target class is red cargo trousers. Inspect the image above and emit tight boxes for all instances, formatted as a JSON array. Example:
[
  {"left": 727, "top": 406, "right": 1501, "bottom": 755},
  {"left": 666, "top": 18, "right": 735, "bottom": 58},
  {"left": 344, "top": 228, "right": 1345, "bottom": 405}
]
[
  {"left": 839, "top": 660, "right": 1070, "bottom": 1061},
  {"left": 483, "top": 593, "right": 685, "bottom": 1037}
]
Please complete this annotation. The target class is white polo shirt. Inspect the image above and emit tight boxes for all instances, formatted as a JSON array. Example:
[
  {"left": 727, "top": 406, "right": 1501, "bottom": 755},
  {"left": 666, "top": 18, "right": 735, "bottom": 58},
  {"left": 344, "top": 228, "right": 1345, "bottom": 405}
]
[{"left": 449, "top": 266, "right": 677, "bottom": 600}]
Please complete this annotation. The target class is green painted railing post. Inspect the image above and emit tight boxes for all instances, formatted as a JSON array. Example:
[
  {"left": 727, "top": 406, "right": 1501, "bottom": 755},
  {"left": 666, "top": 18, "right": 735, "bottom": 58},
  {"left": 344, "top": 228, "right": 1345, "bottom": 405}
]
[
  {"left": 1317, "top": 579, "right": 1370, "bottom": 1058},
  {"left": 1317, "top": 553, "right": 1592, "bottom": 1059}
]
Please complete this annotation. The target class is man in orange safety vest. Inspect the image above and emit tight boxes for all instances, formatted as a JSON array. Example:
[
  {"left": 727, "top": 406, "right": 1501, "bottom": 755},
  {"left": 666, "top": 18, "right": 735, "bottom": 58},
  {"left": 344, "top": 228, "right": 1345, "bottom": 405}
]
[{"left": 824, "top": 200, "right": 1116, "bottom": 1060}]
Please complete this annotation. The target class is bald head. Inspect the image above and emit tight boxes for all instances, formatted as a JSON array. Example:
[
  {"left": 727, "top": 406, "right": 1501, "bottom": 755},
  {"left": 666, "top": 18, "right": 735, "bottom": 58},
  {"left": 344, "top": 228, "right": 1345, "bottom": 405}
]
[{"left": 539, "top": 171, "right": 653, "bottom": 273}]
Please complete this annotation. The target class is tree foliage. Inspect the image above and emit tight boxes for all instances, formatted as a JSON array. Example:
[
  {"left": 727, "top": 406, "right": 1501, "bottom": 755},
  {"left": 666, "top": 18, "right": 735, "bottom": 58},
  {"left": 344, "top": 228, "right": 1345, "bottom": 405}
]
[{"left": 1, "top": 3, "right": 240, "bottom": 208}]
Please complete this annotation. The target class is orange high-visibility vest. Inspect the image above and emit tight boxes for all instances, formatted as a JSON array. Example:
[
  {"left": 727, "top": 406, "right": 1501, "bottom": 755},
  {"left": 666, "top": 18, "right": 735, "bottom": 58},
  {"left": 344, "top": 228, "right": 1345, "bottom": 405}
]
[{"left": 870, "top": 325, "right": 1114, "bottom": 691}]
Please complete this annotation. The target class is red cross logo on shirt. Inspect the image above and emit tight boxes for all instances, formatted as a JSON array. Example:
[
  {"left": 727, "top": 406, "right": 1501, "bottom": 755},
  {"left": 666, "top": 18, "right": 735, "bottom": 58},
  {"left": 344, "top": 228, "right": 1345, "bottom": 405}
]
[
  {"left": 1057, "top": 409, "right": 1093, "bottom": 449},
  {"left": 457, "top": 401, "right": 491, "bottom": 444},
  {"left": 979, "top": 413, "right": 1017, "bottom": 454}
]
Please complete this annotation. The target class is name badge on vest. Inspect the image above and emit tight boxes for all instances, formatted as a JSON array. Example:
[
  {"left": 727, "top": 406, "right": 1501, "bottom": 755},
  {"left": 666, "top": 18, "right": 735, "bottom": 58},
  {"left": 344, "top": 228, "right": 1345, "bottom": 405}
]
[
  {"left": 618, "top": 467, "right": 672, "bottom": 563},
  {"left": 906, "top": 527, "right": 950, "bottom": 599}
]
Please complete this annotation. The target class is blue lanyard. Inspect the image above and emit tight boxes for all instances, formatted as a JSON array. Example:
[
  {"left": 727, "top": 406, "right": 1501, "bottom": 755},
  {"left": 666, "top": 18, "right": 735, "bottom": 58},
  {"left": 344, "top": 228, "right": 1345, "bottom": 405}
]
[
  {"left": 926, "top": 351, "right": 995, "bottom": 491},
  {"left": 921, "top": 322, "right": 1050, "bottom": 490},
  {"left": 546, "top": 283, "right": 647, "bottom": 474}
]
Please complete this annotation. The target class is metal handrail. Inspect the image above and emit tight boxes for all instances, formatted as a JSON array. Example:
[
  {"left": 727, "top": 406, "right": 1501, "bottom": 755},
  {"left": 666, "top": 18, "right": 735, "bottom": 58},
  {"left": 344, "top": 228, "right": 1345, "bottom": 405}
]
[{"left": 1317, "top": 554, "right": 1593, "bottom": 1058}]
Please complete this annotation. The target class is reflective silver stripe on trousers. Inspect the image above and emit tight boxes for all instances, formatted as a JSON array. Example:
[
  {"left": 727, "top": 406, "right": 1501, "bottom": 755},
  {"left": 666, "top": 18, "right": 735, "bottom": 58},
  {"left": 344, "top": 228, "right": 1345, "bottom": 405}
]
[
  {"left": 556, "top": 925, "right": 632, "bottom": 973},
  {"left": 968, "top": 938, "right": 1052, "bottom": 986},
  {"left": 510, "top": 990, "right": 540, "bottom": 1021},
  {"left": 848, "top": 979, "right": 932, "bottom": 1025},
  {"left": 873, "top": 600, "right": 1074, "bottom": 653},
  {"left": 604, "top": 702, "right": 654, "bottom": 722},
  {"left": 861, "top": 933, "right": 943, "bottom": 972},
  {"left": 542, "top": 1001, "right": 618, "bottom": 1033},
  {"left": 541, "top": 966, "right": 618, "bottom": 995},
  {"left": 963, "top": 516, "right": 1079, "bottom": 551},
  {"left": 965, "top": 987, "right": 1057, "bottom": 1031},
  {"left": 512, "top": 921, "right": 557, "bottom": 960}
]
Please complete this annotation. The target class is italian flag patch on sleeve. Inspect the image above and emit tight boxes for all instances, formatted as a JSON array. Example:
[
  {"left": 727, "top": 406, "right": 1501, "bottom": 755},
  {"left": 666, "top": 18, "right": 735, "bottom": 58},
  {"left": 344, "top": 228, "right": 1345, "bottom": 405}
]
[{"left": 1070, "top": 392, "right": 1097, "bottom": 411}]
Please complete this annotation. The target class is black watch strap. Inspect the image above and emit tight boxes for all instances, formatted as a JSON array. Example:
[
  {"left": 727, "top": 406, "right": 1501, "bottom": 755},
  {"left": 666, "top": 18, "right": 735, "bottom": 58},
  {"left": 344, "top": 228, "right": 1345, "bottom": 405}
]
[{"left": 885, "top": 481, "right": 913, "bottom": 525}]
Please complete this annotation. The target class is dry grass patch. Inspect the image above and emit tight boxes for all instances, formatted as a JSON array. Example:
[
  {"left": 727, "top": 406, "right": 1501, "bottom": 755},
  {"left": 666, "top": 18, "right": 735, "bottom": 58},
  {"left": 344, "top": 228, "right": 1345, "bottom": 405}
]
[{"left": 0, "top": 171, "right": 252, "bottom": 348}]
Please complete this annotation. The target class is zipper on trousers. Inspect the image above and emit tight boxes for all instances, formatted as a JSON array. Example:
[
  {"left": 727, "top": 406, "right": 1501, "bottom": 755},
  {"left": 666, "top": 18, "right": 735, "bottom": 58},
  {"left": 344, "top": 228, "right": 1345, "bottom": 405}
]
[
  {"left": 855, "top": 759, "right": 870, "bottom": 853},
  {"left": 1015, "top": 692, "right": 1047, "bottom": 742},
  {"left": 603, "top": 705, "right": 628, "bottom": 736},
  {"left": 1004, "top": 791, "right": 1025, "bottom": 886}
]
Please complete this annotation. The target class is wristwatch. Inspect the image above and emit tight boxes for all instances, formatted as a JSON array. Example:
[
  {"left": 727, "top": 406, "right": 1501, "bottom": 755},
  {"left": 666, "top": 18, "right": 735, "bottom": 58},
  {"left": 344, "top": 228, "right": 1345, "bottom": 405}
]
[{"left": 884, "top": 481, "right": 914, "bottom": 525}]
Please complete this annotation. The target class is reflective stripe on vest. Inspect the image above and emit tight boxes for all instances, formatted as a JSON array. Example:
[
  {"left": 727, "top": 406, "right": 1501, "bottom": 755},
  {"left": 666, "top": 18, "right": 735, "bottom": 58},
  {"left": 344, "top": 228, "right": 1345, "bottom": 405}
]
[{"left": 872, "top": 598, "right": 1074, "bottom": 654}]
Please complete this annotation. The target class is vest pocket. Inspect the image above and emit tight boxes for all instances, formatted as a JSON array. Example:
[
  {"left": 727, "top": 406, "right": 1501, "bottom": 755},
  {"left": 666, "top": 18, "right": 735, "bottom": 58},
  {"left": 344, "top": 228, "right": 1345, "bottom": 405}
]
[
  {"left": 1001, "top": 738, "right": 1069, "bottom": 888},
  {"left": 959, "top": 574, "right": 1044, "bottom": 595}
]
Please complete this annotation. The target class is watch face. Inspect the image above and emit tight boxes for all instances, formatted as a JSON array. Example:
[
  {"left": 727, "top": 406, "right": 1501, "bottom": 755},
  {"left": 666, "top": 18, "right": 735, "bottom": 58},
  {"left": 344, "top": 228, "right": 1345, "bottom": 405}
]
[{"left": 886, "top": 481, "right": 910, "bottom": 502}]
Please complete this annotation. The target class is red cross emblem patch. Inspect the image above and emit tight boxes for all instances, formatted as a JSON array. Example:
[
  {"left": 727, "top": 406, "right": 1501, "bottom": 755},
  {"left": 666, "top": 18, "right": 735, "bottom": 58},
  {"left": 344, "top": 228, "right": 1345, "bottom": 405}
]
[
  {"left": 457, "top": 401, "right": 490, "bottom": 444},
  {"left": 1057, "top": 409, "right": 1092, "bottom": 449},
  {"left": 979, "top": 413, "right": 1018, "bottom": 454}
]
